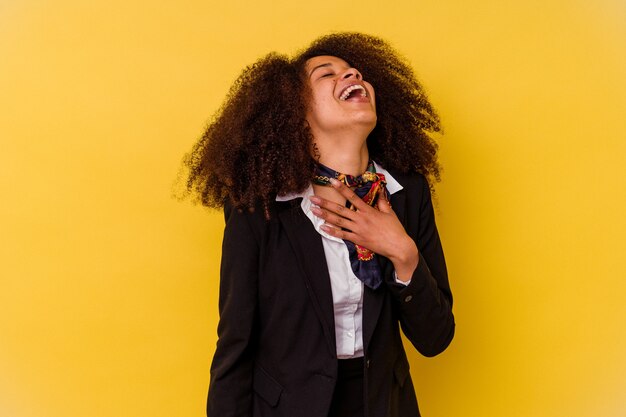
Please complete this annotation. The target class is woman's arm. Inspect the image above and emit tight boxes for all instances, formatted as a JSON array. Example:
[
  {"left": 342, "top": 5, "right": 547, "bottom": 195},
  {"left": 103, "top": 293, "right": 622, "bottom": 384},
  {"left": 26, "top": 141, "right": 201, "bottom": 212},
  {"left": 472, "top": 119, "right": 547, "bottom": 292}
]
[
  {"left": 207, "top": 203, "right": 259, "bottom": 417},
  {"left": 385, "top": 176, "right": 454, "bottom": 357}
]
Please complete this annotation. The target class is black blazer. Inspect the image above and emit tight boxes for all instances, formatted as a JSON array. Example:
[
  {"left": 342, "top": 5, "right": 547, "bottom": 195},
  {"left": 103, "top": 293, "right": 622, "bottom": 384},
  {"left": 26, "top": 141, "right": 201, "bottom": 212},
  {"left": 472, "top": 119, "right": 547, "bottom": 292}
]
[{"left": 207, "top": 172, "right": 454, "bottom": 417}]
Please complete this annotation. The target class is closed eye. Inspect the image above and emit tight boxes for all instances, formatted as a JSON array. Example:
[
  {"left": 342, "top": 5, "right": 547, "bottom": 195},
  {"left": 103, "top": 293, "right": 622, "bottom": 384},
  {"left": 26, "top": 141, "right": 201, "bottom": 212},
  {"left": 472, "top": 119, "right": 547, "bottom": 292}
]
[{"left": 319, "top": 72, "right": 334, "bottom": 79}]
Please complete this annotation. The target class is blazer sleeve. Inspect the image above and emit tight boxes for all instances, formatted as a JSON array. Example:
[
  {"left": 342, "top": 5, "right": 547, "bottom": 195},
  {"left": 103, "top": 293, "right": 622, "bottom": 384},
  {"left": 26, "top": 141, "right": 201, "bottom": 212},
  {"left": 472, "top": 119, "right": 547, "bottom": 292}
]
[
  {"left": 387, "top": 176, "right": 455, "bottom": 357},
  {"left": 207, "top": 203, "right": 259, "bottom": 417}
]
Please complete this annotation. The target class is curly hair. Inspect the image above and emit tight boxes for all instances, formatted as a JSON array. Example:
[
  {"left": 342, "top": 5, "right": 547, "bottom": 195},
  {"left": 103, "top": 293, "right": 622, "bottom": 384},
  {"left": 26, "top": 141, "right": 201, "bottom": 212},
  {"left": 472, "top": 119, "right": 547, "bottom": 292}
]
[{"left": 183, "top": 32, "right": 442, "bottom": 217}]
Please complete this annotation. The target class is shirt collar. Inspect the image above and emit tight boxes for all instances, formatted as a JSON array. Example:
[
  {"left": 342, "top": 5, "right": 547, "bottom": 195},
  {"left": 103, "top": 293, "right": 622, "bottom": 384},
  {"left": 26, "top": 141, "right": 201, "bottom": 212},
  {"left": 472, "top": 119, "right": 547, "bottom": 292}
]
[{"left": 276, "top": 161, "right": 403, "bottom": 202}]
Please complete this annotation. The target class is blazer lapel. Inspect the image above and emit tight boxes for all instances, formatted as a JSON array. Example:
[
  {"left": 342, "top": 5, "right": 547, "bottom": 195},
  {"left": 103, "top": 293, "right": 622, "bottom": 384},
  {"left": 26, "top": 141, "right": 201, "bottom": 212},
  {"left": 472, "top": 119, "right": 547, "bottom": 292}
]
[
  {"left": 363, "top": 184, "right": 407, "bottom": 352},
  {"left": 278, "top": 201, "right": 337, "bottom": 356}
]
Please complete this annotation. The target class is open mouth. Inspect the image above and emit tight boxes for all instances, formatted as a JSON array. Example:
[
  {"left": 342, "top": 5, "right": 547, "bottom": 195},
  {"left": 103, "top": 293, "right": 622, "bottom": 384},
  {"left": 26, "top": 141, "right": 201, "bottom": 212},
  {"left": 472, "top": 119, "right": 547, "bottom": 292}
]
[{"left": 339, "top": 84, "right": 368, "bottom": 101}]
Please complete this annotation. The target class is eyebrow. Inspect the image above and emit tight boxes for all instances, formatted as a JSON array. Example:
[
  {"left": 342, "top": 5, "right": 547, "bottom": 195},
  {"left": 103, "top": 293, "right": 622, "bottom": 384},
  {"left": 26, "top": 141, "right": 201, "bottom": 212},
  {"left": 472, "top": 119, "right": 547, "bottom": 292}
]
[{"left": 308, "top": 62, "right": 332, "bottom": 77}]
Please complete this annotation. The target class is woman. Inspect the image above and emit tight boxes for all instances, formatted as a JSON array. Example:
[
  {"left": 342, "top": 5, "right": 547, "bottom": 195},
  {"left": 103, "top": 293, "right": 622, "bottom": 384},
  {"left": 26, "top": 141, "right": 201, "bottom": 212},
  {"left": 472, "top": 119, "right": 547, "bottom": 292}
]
[{"left": 184, "top": 32, "right": 455, "bottom": 417}]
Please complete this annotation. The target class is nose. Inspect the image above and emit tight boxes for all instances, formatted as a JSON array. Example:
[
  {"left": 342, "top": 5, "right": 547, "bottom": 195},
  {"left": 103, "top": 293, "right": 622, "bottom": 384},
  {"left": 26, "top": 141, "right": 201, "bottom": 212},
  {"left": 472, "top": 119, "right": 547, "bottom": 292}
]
[{"left": 341, "top": 67, "right": 362, "bottom": 80}]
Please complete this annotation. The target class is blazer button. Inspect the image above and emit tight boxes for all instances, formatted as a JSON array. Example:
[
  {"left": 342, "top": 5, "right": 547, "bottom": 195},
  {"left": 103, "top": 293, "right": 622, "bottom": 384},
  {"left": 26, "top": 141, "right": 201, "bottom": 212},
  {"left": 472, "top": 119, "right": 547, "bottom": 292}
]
[{"left": 404, "top": 295, "right": 413, "bottom": 302}]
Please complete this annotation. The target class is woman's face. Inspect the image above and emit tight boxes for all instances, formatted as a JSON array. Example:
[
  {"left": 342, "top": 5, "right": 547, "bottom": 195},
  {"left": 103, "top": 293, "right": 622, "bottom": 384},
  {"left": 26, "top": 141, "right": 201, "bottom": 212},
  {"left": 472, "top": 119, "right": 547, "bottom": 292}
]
[{"left": 303, "top": 55, "right": 377, "bottom": 137}]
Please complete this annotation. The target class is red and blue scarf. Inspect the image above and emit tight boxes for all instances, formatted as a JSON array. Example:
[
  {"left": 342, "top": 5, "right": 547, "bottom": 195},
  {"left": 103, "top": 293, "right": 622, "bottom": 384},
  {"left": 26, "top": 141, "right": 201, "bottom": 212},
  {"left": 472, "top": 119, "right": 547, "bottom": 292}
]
[{"left": 313, "top": 161, "right": 389, "bottom": 289}]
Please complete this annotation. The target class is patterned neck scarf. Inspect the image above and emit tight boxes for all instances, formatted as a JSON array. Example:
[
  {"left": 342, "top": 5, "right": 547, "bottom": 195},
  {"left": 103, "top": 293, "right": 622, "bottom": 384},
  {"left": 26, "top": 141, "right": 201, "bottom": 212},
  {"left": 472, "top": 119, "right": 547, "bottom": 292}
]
[{"left": 313, "top": 161, "right": 390, "bottom": 289}]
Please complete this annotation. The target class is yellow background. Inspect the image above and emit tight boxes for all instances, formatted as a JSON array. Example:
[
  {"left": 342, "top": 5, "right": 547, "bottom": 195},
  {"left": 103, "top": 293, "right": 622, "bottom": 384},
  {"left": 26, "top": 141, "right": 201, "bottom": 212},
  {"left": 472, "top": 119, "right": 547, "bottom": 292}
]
[{"left": 1, "top": 0, "right": 625, "bottom": 416}]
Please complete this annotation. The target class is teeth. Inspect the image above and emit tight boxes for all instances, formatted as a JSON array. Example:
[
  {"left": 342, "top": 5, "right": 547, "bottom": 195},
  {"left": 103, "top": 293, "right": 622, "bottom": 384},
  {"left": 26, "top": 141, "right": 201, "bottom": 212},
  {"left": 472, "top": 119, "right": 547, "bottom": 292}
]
[{"left": 339, "top": 84, "right": 367, "bottom": 101}]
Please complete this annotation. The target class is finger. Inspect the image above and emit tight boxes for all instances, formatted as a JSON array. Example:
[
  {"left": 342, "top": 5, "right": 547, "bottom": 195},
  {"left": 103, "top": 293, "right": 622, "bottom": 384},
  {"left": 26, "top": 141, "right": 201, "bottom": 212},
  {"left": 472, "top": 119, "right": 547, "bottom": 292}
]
[
  {"left": 320, "top": 224, "right": 359, "bottom": 243},
  {"left": 321, "top": 225, "right": 371, "bottom": 250},
  {"left": 309, "top": 195, "right": 358, "bottom": 220},
  {"left": 376, "top": 192, "right": 393, "bottom": 213},
  {"left": 328, "top": 178, "right": 371, "bottom": 211},
  {"left": 310, "top": 206, "right": 356, "bottom": 230}
]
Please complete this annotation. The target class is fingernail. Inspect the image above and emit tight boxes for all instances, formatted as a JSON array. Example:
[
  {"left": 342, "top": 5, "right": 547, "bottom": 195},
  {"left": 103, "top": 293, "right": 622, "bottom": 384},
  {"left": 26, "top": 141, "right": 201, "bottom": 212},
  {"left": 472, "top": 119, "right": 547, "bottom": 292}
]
[
  {"left": 310, "top": 206, "right": 321, "bottom": 215},
  {"left": 309, "top": 196, "right": 321, "bottom": 204},
  {"left": 329, "top": 178, "right": 340, "bottom": 186}
]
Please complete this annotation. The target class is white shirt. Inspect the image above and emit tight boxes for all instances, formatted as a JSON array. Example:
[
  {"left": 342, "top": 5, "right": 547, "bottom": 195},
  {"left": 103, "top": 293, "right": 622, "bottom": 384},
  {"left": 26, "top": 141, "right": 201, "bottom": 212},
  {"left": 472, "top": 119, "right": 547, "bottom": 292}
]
[{"left": 276, "top": 162, "right": 408, "bottom": 358}]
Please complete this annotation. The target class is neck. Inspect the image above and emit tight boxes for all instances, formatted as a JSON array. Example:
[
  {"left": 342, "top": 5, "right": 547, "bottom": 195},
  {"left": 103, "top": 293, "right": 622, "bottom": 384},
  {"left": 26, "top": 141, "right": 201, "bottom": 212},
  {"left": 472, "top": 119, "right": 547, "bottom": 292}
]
[
  {"left": 312, "top": 141, "right": 372, "bottom": 206},
  {"left": 315, "top": 134, "right": 370, "bottom": 176}
]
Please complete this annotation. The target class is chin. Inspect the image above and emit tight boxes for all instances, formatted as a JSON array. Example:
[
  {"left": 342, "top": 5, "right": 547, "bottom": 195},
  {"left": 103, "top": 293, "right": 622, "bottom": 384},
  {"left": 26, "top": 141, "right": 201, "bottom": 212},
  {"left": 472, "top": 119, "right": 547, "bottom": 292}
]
[{"left": 356, "top": 113, "right": 377, "bottom": 130}]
